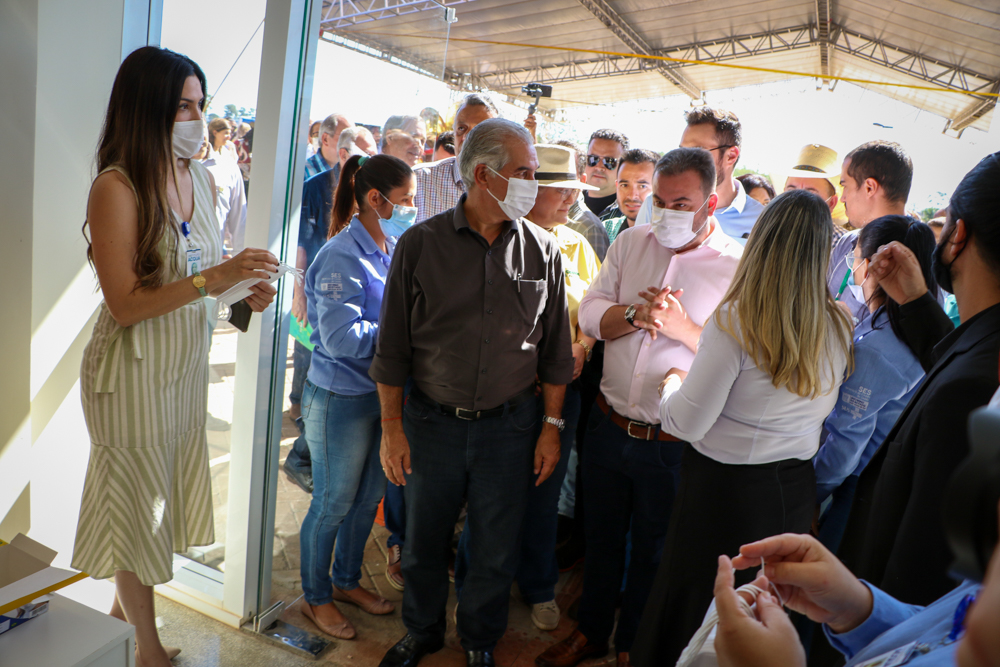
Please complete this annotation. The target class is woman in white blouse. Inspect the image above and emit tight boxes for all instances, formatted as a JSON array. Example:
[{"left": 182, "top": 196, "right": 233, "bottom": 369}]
[{"left": 631, "top": 189, "right": 854, "bottom": 667}]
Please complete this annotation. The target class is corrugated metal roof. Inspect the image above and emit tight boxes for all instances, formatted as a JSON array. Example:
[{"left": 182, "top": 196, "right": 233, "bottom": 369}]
[{"left": 322, "top": 0, "right": 1000, "bottom": 132}]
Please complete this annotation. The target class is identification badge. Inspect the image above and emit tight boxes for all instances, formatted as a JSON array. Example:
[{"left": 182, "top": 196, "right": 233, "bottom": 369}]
[
  {"left": 857, "top": 642, "right": 917, "bottom": 667},
  {"left": 186, "top": 247, "right": 202, "bottom": 277}
]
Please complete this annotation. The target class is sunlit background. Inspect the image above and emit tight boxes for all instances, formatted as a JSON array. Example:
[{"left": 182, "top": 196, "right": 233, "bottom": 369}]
[{"left": 163, "top": 0, "right": 999, "bottom": 214}]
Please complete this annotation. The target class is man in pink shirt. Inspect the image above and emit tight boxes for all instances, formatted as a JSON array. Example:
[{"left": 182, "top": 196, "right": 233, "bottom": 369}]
[{"left": 535, "top": 148, "right": 743, "bottom": 667}]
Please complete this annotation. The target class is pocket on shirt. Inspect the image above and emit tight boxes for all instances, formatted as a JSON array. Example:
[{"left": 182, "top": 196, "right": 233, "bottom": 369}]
[{"left": 516, "top": 278, "right": 548, "bottom": 326}]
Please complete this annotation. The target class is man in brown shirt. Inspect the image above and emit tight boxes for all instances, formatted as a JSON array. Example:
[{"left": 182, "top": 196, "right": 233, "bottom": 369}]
[{"left": 372, "top": 119, "right": 575, "bottom": 667}]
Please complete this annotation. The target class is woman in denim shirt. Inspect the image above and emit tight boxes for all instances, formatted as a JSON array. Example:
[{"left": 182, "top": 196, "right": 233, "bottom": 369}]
[
  {"left": 814, "top": 215, "right": 940, "bottom": 553},
  {"left": 298, "top": 154, "right": 415, "bottom": 639}
]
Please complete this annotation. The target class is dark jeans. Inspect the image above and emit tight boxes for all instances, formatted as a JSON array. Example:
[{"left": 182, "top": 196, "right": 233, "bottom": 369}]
[
  {"left": 401, "top": 389, "right": 537, "bottom": 652},
  {"left": 576, "top": 404, "right": 684, "bottom": 653},
  {"left": 285, "top": 342, "right": 313, "bottom": 472},
  {"left": 455, "top": 385, "right": 582, "bottom": 604},
  {"left": 289, "top": 340, "right": 311, "bottom": 405},
  {"left": 384, "top": 481, "right": 406, "bottom": 550}
]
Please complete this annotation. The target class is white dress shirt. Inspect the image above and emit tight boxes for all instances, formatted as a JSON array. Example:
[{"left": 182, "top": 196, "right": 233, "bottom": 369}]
[
  {"left": 578, "top": 220, "right": 743, "bottom": 424},
  {"left": 201, "top": 147, "right": 247, "bottom": 253},
  {"left": 659, "top": 303, "right": 849, "bottom": 464}
]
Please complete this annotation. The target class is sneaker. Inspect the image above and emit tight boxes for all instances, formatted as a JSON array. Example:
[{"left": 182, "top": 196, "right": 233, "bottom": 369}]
[{"left": 531, "top": 600, "right": 561, "bottom": 631}]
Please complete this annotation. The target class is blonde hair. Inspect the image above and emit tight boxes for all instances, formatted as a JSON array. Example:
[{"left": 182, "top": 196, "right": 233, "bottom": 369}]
[{"left": 714, "top": 189, "right": 854, "bottom": 398}]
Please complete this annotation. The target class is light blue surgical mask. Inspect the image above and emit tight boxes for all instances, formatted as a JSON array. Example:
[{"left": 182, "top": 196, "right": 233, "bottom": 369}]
[
  {"left": 847, "top": 262, "right": 870, "bottom": 303},
  {"left": 375, "top": 191, "right": 418, "bottom": 238}
]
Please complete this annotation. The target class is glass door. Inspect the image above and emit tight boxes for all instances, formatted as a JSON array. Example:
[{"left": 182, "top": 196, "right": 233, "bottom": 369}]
[{"left": 153, "top": 0, "right": 320, "bottom": 628}]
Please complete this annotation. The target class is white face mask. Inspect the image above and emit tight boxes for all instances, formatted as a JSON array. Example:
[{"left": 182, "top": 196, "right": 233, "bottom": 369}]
[
  {"left": 173, "top": 120, "right": 206, "bottom": 159},
  {"left": 486, "top": 166, "right": 538, "bottom": 221},
  {"left": 310, "top": 137, "right": 320, "bottom": 149},
  {"left": 648, "top": 196, "right": 711, "bottom": 249}
]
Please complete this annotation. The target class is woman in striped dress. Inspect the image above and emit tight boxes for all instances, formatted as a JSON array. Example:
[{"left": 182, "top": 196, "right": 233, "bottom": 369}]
[{"left": 73, "top": 47, "right": 278, "bottom": 667}]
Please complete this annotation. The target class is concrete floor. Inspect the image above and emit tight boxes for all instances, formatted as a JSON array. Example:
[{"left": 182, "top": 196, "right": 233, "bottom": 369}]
[{"left": 153, "top": 327, "right": 619, "bottom": 666}]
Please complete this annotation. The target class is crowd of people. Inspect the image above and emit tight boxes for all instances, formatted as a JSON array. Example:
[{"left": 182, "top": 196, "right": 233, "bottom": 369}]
[{"left": 72, "top": 46, "right": 1000, "bottom": 667}]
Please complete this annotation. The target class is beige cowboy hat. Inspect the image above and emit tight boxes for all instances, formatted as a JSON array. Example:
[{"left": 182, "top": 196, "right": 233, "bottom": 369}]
[
  {"left": 534, "top": 144, "right": 598, "bottom": 190},
  {"left": 782, "top": 144, "right": 840, "bottom": 181}
]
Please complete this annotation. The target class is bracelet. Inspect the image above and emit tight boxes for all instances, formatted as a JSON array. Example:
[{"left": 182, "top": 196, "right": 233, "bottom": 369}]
[{"left": 381, "top": 417, "right": 402, "bottom": 422}]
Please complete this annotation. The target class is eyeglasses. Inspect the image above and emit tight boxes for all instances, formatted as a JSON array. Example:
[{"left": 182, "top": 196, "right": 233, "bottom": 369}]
[
  {"left": 587, "top": 154, "right": 620, "bottom": 169},
  {"left": 844, "top": 255, "right": 865, "bottom": 271},
  {"left": 706, "top": 144, "right": 734, "bottom": 153}
]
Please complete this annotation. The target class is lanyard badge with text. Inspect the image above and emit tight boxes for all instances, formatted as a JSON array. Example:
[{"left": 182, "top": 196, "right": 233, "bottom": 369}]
[{"left": 181, "top": 221, "right": 201, "bottom": 277}]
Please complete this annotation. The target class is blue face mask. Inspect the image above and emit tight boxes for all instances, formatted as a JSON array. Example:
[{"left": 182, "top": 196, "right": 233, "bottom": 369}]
[{"left": 375, "top": 191, "right": 417, "bottom": 238}]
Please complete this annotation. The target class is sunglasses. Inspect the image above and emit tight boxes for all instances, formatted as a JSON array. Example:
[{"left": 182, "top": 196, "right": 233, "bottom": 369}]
[{"left": 587, "top": 154, "right": 619, "bottom": 169}]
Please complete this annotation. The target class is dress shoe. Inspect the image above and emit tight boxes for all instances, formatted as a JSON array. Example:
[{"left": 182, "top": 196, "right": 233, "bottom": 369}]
[
  {"left": 300, "top": 601, "right": 355, "bottom": 640},
  {"left": 466, "top": 649, "right": 495, "bottom": 667},
  {"left": 386, "top": 543, "right": 405, "bottom": 590},
  {"left": 617, "top": 652, "right": 631, "bottom": 667},
  {"left": 379, "top": 633, "right": 443, "bottom": 667},
  {"left": 535, "top": 629, "right": 607, "bottom": 667},
  {"left": 282, "top": 458, "right": 313, "bottom": 494}
]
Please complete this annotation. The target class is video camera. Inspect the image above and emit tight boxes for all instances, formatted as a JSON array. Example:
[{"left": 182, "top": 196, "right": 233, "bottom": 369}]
[{"left": 522, "top": 83, "right": 552, "bottom": 116}]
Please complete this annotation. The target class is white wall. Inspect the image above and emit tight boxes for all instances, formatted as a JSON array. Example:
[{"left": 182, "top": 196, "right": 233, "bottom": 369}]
[{"left": 0, "top": 0, "right": 153, "bottom": 609}]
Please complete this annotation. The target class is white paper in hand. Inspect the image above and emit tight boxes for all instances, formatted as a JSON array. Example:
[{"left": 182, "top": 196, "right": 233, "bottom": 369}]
[{"left": 214, "top": 262, "right": 303, "bottom": 321}]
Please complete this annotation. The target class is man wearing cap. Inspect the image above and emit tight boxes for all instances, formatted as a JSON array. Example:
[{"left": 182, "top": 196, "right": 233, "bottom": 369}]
[
  {"left": 536, "top": 148, "right": 743, "bottom": 667},
  {"left": 782, "top": 144, "right": 846, "bottom": 244},
  {"left": 454, "top": 144, "right": 602, "bottom": 632}
]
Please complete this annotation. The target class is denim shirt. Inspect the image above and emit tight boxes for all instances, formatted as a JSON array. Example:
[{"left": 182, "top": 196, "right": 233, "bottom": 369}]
[
  {"left": 305, "top": 218, "right": 394, "bottom": 395},
  {"left": 814, "top": 312, "right": 925, "bottom": 502}
]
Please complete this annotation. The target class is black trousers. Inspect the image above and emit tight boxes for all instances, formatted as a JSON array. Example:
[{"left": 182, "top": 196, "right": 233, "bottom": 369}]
[{"left": 631, "top": 446, "right": 816, "bottom": 667}]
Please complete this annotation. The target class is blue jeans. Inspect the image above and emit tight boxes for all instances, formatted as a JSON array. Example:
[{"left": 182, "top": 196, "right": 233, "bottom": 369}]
[
  {"left": 818, "top": 474, "right": 859, "bottom": 556},
  {"left": 576, "top": 403, "right": 684, "bottom": 652},
  {"left": 299, "top": 381, "right": 386, "bottom": 604},
  {"left": 454, "top": 385, "right": 581, "bottom": 604},
  {"left": 401, "top": 389, "right": 537, "bottom": 652}
]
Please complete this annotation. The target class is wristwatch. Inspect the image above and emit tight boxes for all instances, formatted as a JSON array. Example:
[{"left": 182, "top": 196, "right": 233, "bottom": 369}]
[
  {"left": 192, "top": 271, "right": 207, "bottom": 297},
  {"left": 576, "top": 339, "right": 593, "bottom": 362},
  {"left": 624, "top": 304, "right": 640, "bottom": 328},
  {"left": 542, "top": 415, "right": 565, "bottom": 432}
]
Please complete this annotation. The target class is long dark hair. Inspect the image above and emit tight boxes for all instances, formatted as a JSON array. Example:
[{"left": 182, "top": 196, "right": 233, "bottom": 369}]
[
  {"left": 84, "top": 46, "right": 207, "bottom": 290},
  {"left": 857, "top": 215, "right": 938, "bottom": 354},
  {"left": 329, "top": 154, "right": 412, "bottom": 238}
]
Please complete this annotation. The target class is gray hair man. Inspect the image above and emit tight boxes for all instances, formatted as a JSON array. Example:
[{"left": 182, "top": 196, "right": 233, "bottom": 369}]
[
  {"left": 372, "top": 118, "right": 574, "bottom": 667},
  {"left": 382, "top": 114, "right": 427, "bottom": 155},
  {"left": 382, "top": 129, "right": 422, "bottom": 167},
  {"left": 413, "top": 93, "right": 499, "bottom": 221},
  {"left": 304, "top": 112, "right": 353, "bottom": 180},
  {"left": 537, "top": 147, "right": 743, "bottom": 667}
]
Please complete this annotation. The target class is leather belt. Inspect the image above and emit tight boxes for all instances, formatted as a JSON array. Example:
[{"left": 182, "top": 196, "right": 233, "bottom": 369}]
[
  {"left": 596, "top": 393, "right": 680, "bottom": 442},
  {"left": 415, "top": 386, "right": 536, "bottom": 421}
]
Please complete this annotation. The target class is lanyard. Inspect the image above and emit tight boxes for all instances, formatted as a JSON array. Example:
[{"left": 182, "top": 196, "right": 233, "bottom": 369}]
[
  {"left": 836, "top": 267, "right": 851, "bottom": 301},
  {"left": 879, "top": 593, "right": 977, "bottom": 666}
]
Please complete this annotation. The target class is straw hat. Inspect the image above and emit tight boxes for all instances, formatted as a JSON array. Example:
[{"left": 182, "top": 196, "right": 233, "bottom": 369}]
[
  {"left": 783, "top": 144, "right": 840, "bottom": 180},
  {"left": 534, "top": 144, "right": 597, "bottom": 190}
]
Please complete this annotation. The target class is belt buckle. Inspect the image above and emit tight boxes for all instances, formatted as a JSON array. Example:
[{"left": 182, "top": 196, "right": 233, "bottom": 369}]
[
  {"left": 627, "top": 420, "right": 653, "bottom": 440},
  {"left": 454, "top": 408, "right": 480, "bottom": 421}
]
